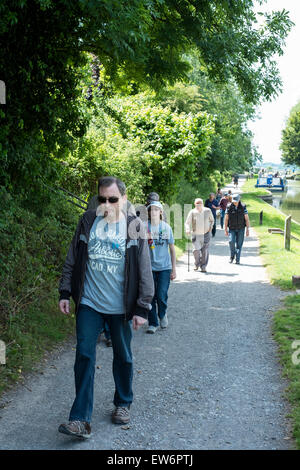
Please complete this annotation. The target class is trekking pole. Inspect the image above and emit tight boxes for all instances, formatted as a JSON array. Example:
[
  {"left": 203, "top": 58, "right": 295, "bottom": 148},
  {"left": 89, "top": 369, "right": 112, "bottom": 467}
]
[{"left": 188, "top": 240, "right": 190, "bottom": 272}]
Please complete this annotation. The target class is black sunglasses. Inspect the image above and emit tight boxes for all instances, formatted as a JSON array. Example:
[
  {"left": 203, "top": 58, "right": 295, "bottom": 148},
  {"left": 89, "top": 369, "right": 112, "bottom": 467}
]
[{"left": 98, "top": 196, "right": 120, "bottom": 204}]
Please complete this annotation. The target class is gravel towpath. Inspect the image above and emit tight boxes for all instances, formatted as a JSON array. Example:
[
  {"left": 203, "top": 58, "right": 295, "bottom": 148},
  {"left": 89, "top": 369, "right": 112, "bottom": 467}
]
[{"left": 0, "top": 180, "right": 295, "bottom": 450}]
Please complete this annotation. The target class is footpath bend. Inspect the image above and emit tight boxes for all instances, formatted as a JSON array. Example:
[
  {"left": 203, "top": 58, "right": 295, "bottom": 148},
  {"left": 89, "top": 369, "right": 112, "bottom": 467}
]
[{"left": 0, "top": 180, "right": 294, "bottom": 450}]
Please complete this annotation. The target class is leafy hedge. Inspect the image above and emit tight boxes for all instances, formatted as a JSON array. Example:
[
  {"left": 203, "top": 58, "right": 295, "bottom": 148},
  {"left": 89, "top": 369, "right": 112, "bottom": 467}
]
[{"left": 0, "top": 186, "right": 81, "bottom": 393}]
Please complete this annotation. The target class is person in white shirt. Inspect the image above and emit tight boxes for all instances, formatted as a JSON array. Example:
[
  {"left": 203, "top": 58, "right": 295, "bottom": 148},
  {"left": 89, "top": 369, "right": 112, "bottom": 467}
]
[{"left": 185, "top": 198, "right": 214, "bottom": 273}]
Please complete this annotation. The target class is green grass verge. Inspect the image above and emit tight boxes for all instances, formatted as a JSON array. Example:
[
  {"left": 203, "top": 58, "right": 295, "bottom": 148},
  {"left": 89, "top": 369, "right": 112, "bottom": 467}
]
[
  {"left": 241, "top": 178, "right": 271, "bottom": 196},
  {"left": 242, "top": 178, "right": 300, "bottom": 448},
  {"left": 0, "top": 292, "right": 76, "bottom": 396},
  {"left": 273, "top": 295, "right": 300, "bottom": 447},
  {"left": 0, "top": 188, "right": 80, "bottom": 396},
  {"left": 241, "top": 182, "right": 300, "bottom": 290}
]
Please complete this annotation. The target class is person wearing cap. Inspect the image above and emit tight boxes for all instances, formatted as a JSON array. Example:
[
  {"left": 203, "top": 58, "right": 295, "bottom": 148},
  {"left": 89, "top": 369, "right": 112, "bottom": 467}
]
[
  {"left": 224, "top": 193, "right": 250, "bottom": 264},
  {"left": 219, "top": 193, "right": 229, "bottom": 229},
  {"left": 185, "top": 198, "right": 214, "bottom": 272},
  {"left": 146, "top": 200, "right": 176, "bottom": 334},
  {"left": 146, "top": 192, "right": 160, "bottom": 205},
  {"left": 135, "top": 192, "right": 167, "bottom": 222},
  {"left": 146, "top": 192, "right": 167, "bottom": 222}
]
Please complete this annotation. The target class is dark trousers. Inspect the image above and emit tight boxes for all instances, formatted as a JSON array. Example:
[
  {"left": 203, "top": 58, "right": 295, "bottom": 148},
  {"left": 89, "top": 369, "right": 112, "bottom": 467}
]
[
  {"left": 212, "top": 216, "right": 216, "bottom": 237},
  {"left": 69, "top": 304, "right": 133, "bottom": 423},
  {"left": 220, "top": 209, "right": 226, "bottom": 229}
]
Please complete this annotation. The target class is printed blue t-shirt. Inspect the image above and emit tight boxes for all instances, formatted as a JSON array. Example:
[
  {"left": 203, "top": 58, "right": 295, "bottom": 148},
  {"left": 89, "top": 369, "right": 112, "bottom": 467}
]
[
  {"left": 81, "top": 215, "right": 126, "bottom": 314},
  {"left": 146, "top": 220, "right": 174, "bottom": 271}
]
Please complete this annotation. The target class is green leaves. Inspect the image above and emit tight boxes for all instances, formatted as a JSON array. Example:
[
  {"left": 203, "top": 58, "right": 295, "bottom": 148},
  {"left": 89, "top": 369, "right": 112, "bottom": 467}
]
[
  {"left": 281, "top": 109, "right": 300, "bottom": 167},
  {"left": 61, "top": 90, "right": 214, "bottom": 203},
  {"left": 0, "top": 0, "right": 292, "bottom": 202}
]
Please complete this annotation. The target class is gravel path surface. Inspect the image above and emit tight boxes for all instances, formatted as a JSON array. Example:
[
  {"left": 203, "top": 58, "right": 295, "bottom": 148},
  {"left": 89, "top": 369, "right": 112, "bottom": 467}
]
[{"left": 0, "top": 180, "right": 295, "bottom": 450}]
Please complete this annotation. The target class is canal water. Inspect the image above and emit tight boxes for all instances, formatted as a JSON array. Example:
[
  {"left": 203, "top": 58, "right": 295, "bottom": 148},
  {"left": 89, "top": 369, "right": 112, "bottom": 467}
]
[{"left": 271, "top": 180, "right": 300, "bottom": 223}]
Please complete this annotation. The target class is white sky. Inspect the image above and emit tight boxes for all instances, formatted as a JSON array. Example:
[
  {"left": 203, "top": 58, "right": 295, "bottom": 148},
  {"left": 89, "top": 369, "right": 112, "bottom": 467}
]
[{"left": 248, "top": 0, "right": 300, "bottom": 164}]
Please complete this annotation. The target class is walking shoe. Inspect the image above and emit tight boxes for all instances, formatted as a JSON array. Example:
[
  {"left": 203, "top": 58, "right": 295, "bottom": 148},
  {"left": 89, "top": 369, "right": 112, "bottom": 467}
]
[
  {"left": 112, "top": 406, "right": 130, "bottom": 425},
  {"left": 235, "top": 260, "right": 240, "bottom": 265},
  {"left": 58, "top": 420, "right": 92, "bottom": 439},
  {"left": 201, "top": 267, "right": 207, "bottom": 273},
  {"left": 160, "top": 315, "right": 168, "bottom": 329},
  {"left": 106, "top": 339, "right": 112, "bottom": 347},
  {"left": 147, "top": 325, "right": 158, "bottom": 334},
  {"left": 193, "top": 265, "right": 198, "bottom": 271},
  {"left": 229, "top": 257, "right": 234, "bottom": 263}
]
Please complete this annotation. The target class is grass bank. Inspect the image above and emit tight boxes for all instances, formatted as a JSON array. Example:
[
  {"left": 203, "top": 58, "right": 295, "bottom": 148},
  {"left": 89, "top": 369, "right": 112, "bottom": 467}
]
[
  {"left": 0, "top": 188, "right": 79, "bottom": 396},
  {"left": 242, "top": 178, "right": 300, "bottom": 448}
]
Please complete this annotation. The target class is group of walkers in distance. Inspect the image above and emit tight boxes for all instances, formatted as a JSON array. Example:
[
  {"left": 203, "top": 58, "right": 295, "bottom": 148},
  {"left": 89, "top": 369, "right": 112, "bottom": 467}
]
[
  {"left": 57, "top": 175, "right": 250, "bottom": 440},
  {"left": 185, "top": 182, "right": 250, "bottom": 272}
]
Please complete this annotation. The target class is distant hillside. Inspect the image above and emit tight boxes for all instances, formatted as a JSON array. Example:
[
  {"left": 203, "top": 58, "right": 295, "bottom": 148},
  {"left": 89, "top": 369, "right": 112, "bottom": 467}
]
[
  {"left": 260, "top": 161, "right": 298, "bottom": 170},
  {"left": 262, "top": 162, "right": 283, "bottom": 169}
]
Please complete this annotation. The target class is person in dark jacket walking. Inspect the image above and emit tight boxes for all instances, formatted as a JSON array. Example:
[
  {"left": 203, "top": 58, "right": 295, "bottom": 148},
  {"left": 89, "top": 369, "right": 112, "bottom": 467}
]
[
  {"left": 204, "top": 193, "right": 220, "bottom": 237},
  {"left": 58, "top": 176, "right": 154, "bottom": 439},
  {"left": 224, "top": 193, "right": 250, "bottom": 264},
  {"left": 233, "top": 174, "right": 239, "bottom": 188}
]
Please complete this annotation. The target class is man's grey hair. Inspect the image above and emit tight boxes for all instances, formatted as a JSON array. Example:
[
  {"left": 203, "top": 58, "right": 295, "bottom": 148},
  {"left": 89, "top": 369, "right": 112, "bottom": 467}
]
[{"left": 97, "top": 176, "right": 126, "bottom": 196}]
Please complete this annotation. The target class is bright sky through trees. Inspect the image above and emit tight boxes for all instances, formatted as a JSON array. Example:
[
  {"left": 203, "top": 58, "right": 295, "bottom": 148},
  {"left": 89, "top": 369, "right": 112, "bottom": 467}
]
[{"left": 249, "top": 0, "right": 300, "bottom": 165}]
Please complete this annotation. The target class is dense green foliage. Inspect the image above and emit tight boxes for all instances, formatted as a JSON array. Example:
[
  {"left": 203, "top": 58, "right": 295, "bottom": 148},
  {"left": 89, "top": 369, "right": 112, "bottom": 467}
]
[
  {"left": 59, "top": 77, "right": 259, "bottom": 205},
  {"left": 59, "top": 111, "right": 152, "bottom": 203},
  {"left": 0, "top": 0, "right": 293, "bottom": 198},
  {"left": 280, "top": 103, "right": 300, "bottom": 167},
  {"left": 0, "top": 186, "right": 80, "bottom": 321},
  {"left": 60, "top": 90, "right": 215, "bottom": 203},
  {"left": 0, "top": 186, "right": 80, "bottom": 392},
  {"left": 158, "top": 70, "right": 260, "bottom": 176}
]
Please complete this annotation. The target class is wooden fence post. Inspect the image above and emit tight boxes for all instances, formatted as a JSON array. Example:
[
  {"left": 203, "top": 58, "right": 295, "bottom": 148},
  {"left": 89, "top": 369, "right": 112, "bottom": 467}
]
[
  {"left": 259, "top": 210, "right": 263, "bottom": 225},
  {"left": 284, "top": 215, "right": 292, "bottom": 251}
]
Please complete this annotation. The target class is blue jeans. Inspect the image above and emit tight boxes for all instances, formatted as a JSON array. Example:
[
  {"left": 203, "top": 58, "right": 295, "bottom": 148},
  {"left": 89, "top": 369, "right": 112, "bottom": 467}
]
[
  {"left": 100, "top": 321, "right": 111, "bottom": 340},
  {"left": 229, "top": 229, "right": 245, "bottom": 262},
  {"left": 69, "top": 304, "right": 133, "bottom": 423},
  {"left": 148, "top": 270, "right": 171, "bottom": 327}
]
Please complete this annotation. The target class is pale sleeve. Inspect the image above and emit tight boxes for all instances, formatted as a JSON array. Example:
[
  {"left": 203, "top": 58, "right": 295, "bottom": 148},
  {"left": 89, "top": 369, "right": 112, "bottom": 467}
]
[
  {"left": 185, "top": 210, "right": 193, "bottom": 231},
  {"left": 208, "top": 209, "right": 214, "bottom": 224}
]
